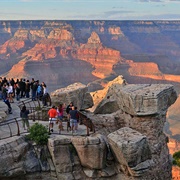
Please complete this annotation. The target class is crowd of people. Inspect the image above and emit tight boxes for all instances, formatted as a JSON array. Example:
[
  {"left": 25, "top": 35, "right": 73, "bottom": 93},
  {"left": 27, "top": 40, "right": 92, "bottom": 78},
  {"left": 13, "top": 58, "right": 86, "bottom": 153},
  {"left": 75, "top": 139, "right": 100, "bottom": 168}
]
[
  {"left": 48, "top": 102, "right": 79, "bottom": 133},
  {"left": 20, "top": 102, "right": 79, "bottom": 133},
  {"left": 0, "top": 76, "right": 80, "bottom": 134},
  {"left": 0, "top": 77, "right": 49, "bottom": 113}
]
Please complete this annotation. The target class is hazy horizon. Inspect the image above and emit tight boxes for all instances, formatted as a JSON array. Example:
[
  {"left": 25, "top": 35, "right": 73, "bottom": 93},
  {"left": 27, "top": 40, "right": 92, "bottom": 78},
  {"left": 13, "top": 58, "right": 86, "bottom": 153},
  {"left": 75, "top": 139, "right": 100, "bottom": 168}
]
[{"left": 0, "top": 0, "right": 180, "bottom": 21}]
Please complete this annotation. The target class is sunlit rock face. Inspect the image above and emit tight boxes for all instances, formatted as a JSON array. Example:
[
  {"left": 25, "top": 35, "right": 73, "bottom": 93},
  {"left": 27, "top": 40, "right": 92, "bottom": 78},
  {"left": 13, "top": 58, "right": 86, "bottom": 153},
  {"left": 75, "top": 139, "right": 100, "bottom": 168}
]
[{"left": 168, "top": 139, "right": 180, "bottom": 180}]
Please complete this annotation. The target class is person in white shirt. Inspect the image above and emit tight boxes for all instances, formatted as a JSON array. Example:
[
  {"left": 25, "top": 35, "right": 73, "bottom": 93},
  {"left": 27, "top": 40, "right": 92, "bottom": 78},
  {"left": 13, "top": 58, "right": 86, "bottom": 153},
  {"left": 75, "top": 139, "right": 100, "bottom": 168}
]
[{"left": 7, "top": 82, "right": 14, "bottom": 103}]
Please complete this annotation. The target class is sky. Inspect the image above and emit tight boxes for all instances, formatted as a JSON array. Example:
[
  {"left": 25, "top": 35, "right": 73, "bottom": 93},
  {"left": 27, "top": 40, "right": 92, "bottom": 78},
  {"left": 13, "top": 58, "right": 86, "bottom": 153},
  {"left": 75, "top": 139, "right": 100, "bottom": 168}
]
[{"left": 0, "top": 0, "right": 180, "bottom": 20}]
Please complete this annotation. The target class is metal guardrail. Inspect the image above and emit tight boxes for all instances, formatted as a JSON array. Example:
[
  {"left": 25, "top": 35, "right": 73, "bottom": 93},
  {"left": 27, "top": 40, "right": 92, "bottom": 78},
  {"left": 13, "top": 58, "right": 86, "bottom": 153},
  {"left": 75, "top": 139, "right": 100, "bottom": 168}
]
[
  {"left": 17, "top": 98, "right": 50, "bottom": 121},
  {"left": 0, "top": 117, "right": 24, "bottom": 140},
  {"left": 18, "top": 98, "right": 96, "bottom": 136},
  {"left": 0, "top": 97, "right": 95, "bottom": 139}
]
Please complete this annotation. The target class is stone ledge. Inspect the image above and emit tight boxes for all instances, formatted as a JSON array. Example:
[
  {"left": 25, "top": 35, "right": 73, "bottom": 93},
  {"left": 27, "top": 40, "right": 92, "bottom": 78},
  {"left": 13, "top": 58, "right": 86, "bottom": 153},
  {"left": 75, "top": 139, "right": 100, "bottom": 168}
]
[{"left": 113, "top": 84, "right": 177, "bottom": 116}]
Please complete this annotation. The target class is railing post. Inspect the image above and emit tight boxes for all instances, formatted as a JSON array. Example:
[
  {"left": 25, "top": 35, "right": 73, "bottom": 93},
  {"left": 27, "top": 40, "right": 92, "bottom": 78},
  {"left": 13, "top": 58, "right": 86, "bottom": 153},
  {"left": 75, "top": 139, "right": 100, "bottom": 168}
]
[
  {"left": 14, "top": 118, "right": 20, "bottom": 136},
  {"left": 7, "top": 124, "right": 12, "bottom": 137}
]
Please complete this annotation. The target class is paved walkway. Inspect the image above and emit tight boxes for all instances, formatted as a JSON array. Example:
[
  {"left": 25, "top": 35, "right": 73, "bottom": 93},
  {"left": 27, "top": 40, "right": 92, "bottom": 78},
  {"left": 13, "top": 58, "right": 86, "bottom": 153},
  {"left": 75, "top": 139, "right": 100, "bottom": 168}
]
[{"left": 0, "top": 98, "right": 90, "bottom": 140}]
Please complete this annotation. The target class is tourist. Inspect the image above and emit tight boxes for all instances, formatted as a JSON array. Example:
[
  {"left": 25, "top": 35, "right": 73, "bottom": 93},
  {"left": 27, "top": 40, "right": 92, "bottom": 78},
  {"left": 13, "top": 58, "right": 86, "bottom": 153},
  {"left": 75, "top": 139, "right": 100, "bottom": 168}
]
[
  {"left": 48, "top": 105, "right": 58, "bottom": 132},
  {"left": 37, "top": 84, "right": 42, "bottom": 100},
  {"left": 25, "top": 80, "right": 31, "bottom": 98},
  {"left": 42, "top": 84, "right": 48, "bottom": 106},
  {"left": 20, "top": 105, "right": 30, "bottom": 130},
  {"left": 19, "top": 78, "right": 25, "bottom": 98},
  {"left": 66, "top": 102, "right": 73, "bottom": 115},
  {"left": 2, "top": 83, "right": 12, "bottom": 114},
  {"left": 69, "top": 106, "right": 79, "bottom": 133},
  {"left": 31, "top": 80, "right": 38, "bottom": 101},
  {"left": 7, "top": 82, "right": 14, "bottom": 103},
  {"left": 57, "top": 104, "right": 64, "bottom": 131},
  {"left": 15, "top": 83, "right": 21, "bottom": 101}
]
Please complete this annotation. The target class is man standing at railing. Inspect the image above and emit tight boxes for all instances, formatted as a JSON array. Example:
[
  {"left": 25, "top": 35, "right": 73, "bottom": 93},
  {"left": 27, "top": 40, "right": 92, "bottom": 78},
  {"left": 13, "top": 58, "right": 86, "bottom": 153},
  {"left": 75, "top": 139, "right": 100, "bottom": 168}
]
[{"left": 48, "top": 105, "right": 58, "bottom": 133}]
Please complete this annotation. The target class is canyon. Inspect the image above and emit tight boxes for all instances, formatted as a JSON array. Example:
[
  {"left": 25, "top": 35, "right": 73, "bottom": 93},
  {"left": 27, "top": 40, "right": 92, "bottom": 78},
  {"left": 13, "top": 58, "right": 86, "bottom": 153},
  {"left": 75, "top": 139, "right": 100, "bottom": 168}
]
[{"left": 0, "top": 20, "right": 180, "bottom": 147}]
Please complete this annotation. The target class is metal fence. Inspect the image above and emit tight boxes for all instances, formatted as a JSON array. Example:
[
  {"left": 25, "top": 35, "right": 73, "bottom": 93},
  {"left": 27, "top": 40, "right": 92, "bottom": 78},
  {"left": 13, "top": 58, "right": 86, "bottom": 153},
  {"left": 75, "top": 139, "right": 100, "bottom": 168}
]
[
  {"left": 0, "top": 117, "right": 23, "bottom": 140},
  {"left": 0, "top": 98, "right": 96, "bottom": 139}
]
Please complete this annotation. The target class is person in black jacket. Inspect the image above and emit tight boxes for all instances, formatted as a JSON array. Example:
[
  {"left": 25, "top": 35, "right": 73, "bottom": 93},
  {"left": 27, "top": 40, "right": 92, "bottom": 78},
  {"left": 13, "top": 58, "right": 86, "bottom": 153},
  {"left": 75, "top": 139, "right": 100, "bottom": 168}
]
[
  {"left": 25, "top": 80, "right": 31, "bottom": 98},
  {"left": 66, "top": 102, "right": 73, "bottom": 115},
  {"left": 20, "top": 105, "right": 30, "bottom": 130}
]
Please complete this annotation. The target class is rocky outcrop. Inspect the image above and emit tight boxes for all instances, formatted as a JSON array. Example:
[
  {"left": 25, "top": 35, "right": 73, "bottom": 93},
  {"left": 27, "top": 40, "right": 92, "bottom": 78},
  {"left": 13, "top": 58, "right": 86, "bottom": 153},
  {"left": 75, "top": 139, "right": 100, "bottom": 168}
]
[
  {"left": 50, "top": 82, "right": 93, "bottom": 110},
  {"left": 89, "top": 75, "right": 127, "bottom": 113},
  {"left": 0, "top": 79, "right": 178, "bottom": 179},
  {"left": 87, "top": 83, "right": 177, "bottom": 179},
  {"left": 94, "top": 83, "right": 177, "bottom": 116},
  {"left": 48, "top": 136, "right": 85, "bottom": 180},
  {"left": 50, "top": 81, "right": 178, "bottom": 179},
  {"left": 0, "top": 136, "right": 54, "bottom": 180},
  {"left": 48, "top": 135, "right": 116, "bottom": 179},
  {"left": 168, "top": 139, "right": 180, "bottom": 155}
]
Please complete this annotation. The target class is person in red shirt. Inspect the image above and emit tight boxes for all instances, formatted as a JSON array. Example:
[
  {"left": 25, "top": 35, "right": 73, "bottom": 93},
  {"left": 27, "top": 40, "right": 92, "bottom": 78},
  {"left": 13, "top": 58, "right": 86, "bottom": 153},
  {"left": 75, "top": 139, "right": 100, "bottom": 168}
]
[{"left": 48, "top": 105, "right": 57, "bottom": 132}]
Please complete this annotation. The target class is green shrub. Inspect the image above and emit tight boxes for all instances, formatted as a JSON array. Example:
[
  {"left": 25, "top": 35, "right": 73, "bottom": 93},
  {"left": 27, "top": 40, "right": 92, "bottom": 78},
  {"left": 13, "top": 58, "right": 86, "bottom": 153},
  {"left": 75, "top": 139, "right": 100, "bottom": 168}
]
[
  {"left": 173, "top": 151, "right": 180, "bottom": 167},
  {"left": 27, "top": 122, "right": 49, "bottom": 145}
]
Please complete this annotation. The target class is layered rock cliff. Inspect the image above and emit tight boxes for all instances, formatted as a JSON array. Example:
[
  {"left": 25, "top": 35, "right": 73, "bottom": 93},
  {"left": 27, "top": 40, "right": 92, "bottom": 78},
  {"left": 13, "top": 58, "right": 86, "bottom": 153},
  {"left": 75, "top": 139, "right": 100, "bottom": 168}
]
[{"left": 1, "top": 20, "right": 180, "bottom": 87}]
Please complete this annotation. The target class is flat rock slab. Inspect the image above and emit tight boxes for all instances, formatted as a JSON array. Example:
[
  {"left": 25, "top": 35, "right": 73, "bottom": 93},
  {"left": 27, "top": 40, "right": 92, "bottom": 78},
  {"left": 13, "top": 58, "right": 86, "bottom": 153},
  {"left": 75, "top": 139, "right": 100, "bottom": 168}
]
[{"left": 115, "top": 84, "right": 177, "bottom": 116}]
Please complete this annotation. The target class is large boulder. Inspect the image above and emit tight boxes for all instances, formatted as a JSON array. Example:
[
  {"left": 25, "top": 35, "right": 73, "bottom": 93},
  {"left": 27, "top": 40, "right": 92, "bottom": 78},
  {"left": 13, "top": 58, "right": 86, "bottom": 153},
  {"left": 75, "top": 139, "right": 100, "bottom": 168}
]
[
  {"left": 89, "top": 75, "right": 126, "bottom": 113},
  {"left": 71, "top": 134, "right": 107, "bottom": 169},
  {"left": 94, "top": 84, "right": 177, "bottom": 115},
  {"left": 50, "top": 82, "right": 93, "bottom": 110},
  {"left": 48, "top": 135, "right": 86, "bottom": 180},
  {"left": 108, "top": 127, "right": 152, "bottom": 176}
]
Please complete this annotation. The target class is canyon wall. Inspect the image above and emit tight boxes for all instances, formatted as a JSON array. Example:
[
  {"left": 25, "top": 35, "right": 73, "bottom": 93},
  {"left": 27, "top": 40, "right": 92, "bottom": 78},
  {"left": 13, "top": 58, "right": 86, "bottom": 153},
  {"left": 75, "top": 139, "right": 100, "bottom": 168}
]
[{"left": 1, "top": 20, "right": 180, "bottom": 88}]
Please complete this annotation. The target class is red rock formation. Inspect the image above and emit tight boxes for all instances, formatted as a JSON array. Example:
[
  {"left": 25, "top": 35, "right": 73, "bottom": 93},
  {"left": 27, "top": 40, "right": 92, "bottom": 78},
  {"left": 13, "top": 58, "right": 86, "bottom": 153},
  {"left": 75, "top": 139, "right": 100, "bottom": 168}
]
[
  {"left": 128, "top": 61, "right": 180, "bottom": 83},
  {"left": 73, "top": 32, "right": 121, "bottom": 78},
  {"left": 0, "top": 40, "right": 25, "bottom": 54},
  {"left": 168, "top": 139, "right": 180, "bottom": 155},
  {"left": 21, "top": 31, "right": 121, "bottom": 78},
  {"left": 47, "top": 29, "right": 74, "bottom": 40},
  {"left": 0, "top": 29, "right": 30, "bottom": 54},
  {"left": 168, "top": 139, "right": 180, "bottom": 180},
  {"left": 4, "top": 60, "right": 29, "bottom": 79},
  {"left": 172, "top": 166, "right": 180, "bottom": 179},
  {"left": 23, "top": 42, "right": 57, "bottom": 60}
]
